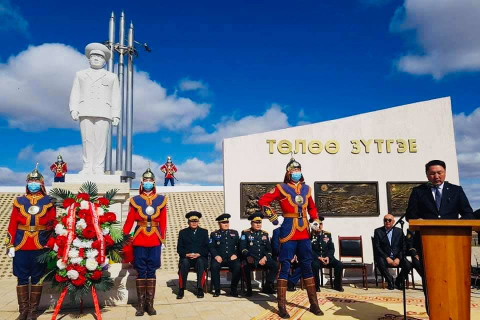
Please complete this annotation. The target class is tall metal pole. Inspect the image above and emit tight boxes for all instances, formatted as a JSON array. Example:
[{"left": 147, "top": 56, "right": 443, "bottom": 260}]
[
  {"left": 116, "top": 11, "right": 125, "bottom": 172},
  {"left": 125, "top": 21, "right": 134, "bottom": 183},
  {"left": 105, "top": 12, "right": 115, "bottom": 173}
]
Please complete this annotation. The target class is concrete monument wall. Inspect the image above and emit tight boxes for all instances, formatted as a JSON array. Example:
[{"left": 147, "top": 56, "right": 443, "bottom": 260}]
[{"left": 223, "top": 97, "right": 458, "bottom": 266}]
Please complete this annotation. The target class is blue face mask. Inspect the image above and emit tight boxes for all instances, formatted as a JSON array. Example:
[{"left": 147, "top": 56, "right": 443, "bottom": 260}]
[
  {"left": 27, "top": 182, "right": 41, "bottom": 193},
  {"left": 291, "top": 172, "right": 302, "bottom": 182},
  {"left": 143, "top": 182, "right": 154, "bottom": 191}
]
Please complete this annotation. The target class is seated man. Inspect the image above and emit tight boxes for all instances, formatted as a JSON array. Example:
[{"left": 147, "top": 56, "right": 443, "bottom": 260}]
[
  {"left": 373, "top": 214, "right": 411, "bottom": 290},
  {"left": 311, "top": 217, "right": 344, "bottom": 292},
  {"left": 240, "top": 212, "right": 278, "bottom": 296},
  {"left": 177, "top": 211, "right": 209, "bottom": 299},
  {"left": 208, "top": 213, "right": 241, "bottom": 297}
]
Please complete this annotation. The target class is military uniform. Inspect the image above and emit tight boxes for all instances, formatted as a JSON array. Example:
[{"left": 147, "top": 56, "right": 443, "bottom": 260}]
[
  {"left": 240, "top": 213, "right": 277, "bottom": 296},
  {"left": 123, "top": 167, "right": 166, "bottom": 316},
  {"left": 6, "top": 165, "right": 56, "bottom": 320},
  {"left": 311, "top": 230, "right": 344, "bottom": 291},
  {"left": 49, "top": 155, "right": 67, "bottom": 182},
  {"left": 258, "top": 157, "right": 323, "bottom": 318},
  {"left": 209, "top": 214, "right": 241, "bottom": 297},
  {"left": 160, "top": 157, "right": 177, "bottom": 186},
  {"left": 177, "top": 211, "right": 209, "bottom": 299}
]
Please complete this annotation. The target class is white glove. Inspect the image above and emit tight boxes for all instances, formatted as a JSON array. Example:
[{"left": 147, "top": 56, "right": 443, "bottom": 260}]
[
  {"left": 7, "top": 247, "right": 15, "bottom": 258},
  {"left": 112, "top": 117, "right": 120, "bottom": 126},
  {"left": 71, "top": 111, "right": 79, "bottom": 121}
]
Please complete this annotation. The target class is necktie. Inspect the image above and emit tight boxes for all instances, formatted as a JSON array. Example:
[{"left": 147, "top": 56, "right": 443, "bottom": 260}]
[{"left": 435, "top": 187, "right": 442, "bottom": 210}]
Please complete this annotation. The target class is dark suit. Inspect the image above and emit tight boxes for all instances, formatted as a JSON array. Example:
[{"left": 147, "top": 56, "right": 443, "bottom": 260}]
[
  {"left": 406, "top": 182, "right": 473, "bottom": 221},
  {"left": 373, "top": 226, "right": 411, "bottom": 287},
  {"left": 177, "top": 227, "right": 209, "bottom": 289},
  {"left": 311, "top": 230, "right": 344, "bottom": 290}
]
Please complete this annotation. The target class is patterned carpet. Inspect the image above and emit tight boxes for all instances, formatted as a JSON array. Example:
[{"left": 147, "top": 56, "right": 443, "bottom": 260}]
[{"left": 253, "top": 289, "right": 480, "bottom": 320}]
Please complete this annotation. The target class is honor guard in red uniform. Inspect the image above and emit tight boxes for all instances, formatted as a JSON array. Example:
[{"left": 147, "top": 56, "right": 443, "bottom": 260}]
[
  {"left": 258, "top": 156, "right": 323, "bottom": 318},
  {"left": 49, "top": 155, "right": 67, "bottom": 182},
  {"left": 160, "top": 156, "right": 177, "bottom": 186},
  {"left": 123, "top": 167, "right": 167, "bottom": 316},
  {"left": 6, "top": 164, "right": 56, "bottom": 320}
]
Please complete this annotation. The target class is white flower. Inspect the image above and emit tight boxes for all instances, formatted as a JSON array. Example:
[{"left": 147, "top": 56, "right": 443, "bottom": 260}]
[
  {"left": 57, "top": 260, "right": 67, "bottom": 270},
  {"left": 67, "top": 270, "right": 79, "bottom": 280},
  {"left": 76, "top": 219, "right": 87, "bottom": 230},
  {"left": 68, "top": 248, "right": 79, "bottom": 258},
  {"left": 72, "top": 238, "right": 82, "bottom": 248},
  {"left": 53, "top": 244, "right": 59, "bottom": 252},
  {"left": 102, "top": 228, "right": 110, "bottom": 235},
  {"left": 80, "top": 200, "right": 90, "bottom": 210},
  {"left": 55, "top": 224, "right": 67, "bottom": 236},
  {"left": 70, "top": 257, "right": 83, "bottom": 265},
  {"left": 86, "top": 249, "right": 99, "bottom": 259},
  {"left": 86, "top": 258, "right": 99, "bottom": 271},
  {"left": 96, "top": 207, "right": 104, "bottom": 216},
  {"left": 83, "top": 240, "right": 93, "bottom": 248}
]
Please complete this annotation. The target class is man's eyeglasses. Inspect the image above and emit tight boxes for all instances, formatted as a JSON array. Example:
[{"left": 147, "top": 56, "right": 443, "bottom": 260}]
[{"left": 384, "top": 219, "right": 393, "bottom": 223}]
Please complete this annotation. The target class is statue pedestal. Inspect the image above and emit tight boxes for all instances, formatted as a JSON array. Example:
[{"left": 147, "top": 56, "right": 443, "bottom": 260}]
[{"left": 52, "top": 174, "right": 130, "bottom": 219}]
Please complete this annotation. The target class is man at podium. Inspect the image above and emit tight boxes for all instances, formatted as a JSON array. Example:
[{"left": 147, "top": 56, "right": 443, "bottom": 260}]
[{"left": 406, "top": 160, "right": 473, "bottom": 221}]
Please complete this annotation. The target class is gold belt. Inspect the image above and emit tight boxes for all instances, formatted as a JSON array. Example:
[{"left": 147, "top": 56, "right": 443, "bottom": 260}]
[
  {"left": 18, "top": 225, "right": 47, "bottom": 232},
  {"left": 282, "top": 213, "right": 303, "bottom": 218},
  {"left": 137, "top": 221, "right": 159, "bottom": 228}
]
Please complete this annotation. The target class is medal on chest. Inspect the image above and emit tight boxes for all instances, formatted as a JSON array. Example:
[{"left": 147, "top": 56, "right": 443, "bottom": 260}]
[
  {"left": 145, "top": 206, "right": 155, "bottom": 216},
  {"left": 28, "top": 206, "right": 40, "bottom": 215},
  {"left": 295, "top": 195, "right": 304, "bottom": 205}
]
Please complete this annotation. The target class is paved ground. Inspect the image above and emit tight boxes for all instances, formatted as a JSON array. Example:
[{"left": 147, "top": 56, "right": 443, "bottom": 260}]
[{"left": 0, "top": 271, "right": 480, "bottom": 320}]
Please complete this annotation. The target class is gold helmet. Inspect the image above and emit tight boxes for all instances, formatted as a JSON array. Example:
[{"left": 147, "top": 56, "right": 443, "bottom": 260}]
[
  {"left": 286, "top": 155, "right": 301, "bottom": 172},
  {"left": 57, "top": 154, "right": 63, "bottom": 162},
  {"left": 142, "top": 162, "right": 155, "bottom": 180},
  {"left": 26, "top": 163, "right": 44, "bottom": 182}
]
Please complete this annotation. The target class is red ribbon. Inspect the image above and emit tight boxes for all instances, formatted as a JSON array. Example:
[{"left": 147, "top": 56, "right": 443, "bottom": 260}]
[
  {"left": 51, "top": 287, "right": 68, "bottom": 320},
  {"left": 91, "top": 286, "right": 102, "bottom": 320},
  {"left": 62, "top": 204, "right": 77, "bottom": 263},
  {"left": 89, "top": 202, "right": 105, "bottom": 264}
]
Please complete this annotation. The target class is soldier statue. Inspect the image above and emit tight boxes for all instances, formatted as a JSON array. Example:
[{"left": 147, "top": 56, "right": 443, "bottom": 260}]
[
  {"left": 49, "top": 154, "right": 67, "bottom": 182},
  {"left": 6, "top": 164, "right": 56, "bottom": 320},
  {"left": 258, "top": 156, "right": 323, "bottom": 318},
  {"left": 69, "top": 43, "right": 121, "bottom": 175},
  {"left": 123, "top": 167, "right": 167, "bottom": 316},
  {"left": 160, "top": 156, "right": 177, "bottom": 186}
]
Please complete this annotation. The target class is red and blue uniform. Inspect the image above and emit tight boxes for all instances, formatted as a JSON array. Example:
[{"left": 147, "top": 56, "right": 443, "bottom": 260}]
[
  {"left": 6, "top": 194, "right": 56, "bottom": 285},
  {"left": 123, "top": 192, "right": 167, "bottom": 279},
  {"left": 258, "top": 182, "right": 318, "bottom": 280},
  {"left": 50, "top": 162, "right": 67, "bottom": 182}
]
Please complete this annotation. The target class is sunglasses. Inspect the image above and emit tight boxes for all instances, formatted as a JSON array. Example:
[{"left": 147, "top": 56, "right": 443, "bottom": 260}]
[{"left": 384, "top": 219, "right": 393, "bottom": 222}]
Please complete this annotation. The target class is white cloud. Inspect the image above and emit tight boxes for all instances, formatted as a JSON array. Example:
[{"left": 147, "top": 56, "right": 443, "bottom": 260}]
[
  {"left": 390, "top": 0, "right": 480, "bottom": 79},
  {"left": 454, "top": 107, "right": 480, "bottom": 178},
  {"left": 178, "top": 78, "right": 210, "bottom": 98},
  {"left": 0, "top": 43, "right": 210, "bottom": 132},
  {"left": 175, "top": 158, "right": 223, "bottom": 185},
  {"left": 461, "top": 182, "right": 480, "bottom": 211},
  {"left": 0, "top": 0, "right": 28, "bottom": 35},
  {"left": 187, "top": 104, "right": 290, "bottom": 151},
  {"left": 0, "top": 167, "right": 28, "bottom": 186}
]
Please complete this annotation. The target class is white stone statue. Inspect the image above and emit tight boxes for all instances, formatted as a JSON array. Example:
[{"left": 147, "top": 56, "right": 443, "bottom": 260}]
[{"left": 69, "top": 43, "right": 121, "bottom": 175}]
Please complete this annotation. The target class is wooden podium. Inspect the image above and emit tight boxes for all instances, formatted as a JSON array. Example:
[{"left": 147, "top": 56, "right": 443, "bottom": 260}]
[{"left": 409, "top": 220, "right": 480, "bottom": 320}]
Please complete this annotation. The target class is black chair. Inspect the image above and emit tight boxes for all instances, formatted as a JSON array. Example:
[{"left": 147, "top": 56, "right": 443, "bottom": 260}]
[
  {"left": 240, "top": 263, "right": 266, "bottom": 293},
  {"left": 178, "top": 267, "right": 208, "bottom": 293},
  {"left": 371, "top": 237, "right": 414, "bottom": 289},
  {"left": 320, "top": 266, "right": 334, "bottom": 289},
  {"left": 338, "top": 236, "right": 368, "bottom": 289}
]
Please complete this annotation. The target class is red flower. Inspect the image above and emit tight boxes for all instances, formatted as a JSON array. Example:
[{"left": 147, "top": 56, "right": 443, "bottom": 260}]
[
  {"left": 91, "top": 240, "right": 101, "bottom": 250},
  {"left": 72, "top": 275, "right": 86, "bottom": 287},
  {"left": 90, "top": 270, "right": 102, "bottom": 281},
  {"left": 57, "top": 247, "right": 66, "bottom": 258},
  {"left": 46, "top": 237, "right": 56, "bottom": 249},
  {"left": 67, "top": 264, "right": 87, "bottom": 275},
  {"left": 105, "top": 212, "right": 117, "bottom": 223},
  {"left": 61, "top": 216, "right": 68, "bottom": 226},
  {"left": 104, "top": 235, "right": 114, "bottom": 247},
  {"left": 55, "top": 273, "right": 68, "bottom": 283},
  {"left": 78, "top": 248, "right": 85, "bottom": 258},
  {"left": 82, "top": 227, "right": 97, "bottom": 239},
  {"left": 63, "top": 198, "right": 75, "bottom": 208},
  {"left": 77, "top": 209, "right": 89, "bottom": 220},
  {"left": 97, "top": 197, "right": 109, "bottom": 207},
  {"left": 76, "top": 193, "right": 90, "bottom": 201},
  {"left": 55, "top": 235, "right": 67, "bottom": 248}
]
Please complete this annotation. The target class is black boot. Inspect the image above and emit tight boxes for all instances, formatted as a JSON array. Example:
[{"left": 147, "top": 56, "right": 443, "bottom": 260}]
[
  {"left": 262, "top": 281, "right": 275, "bottom": 294},
  {"left": 287, "top": 281, "right": 296, "bottom": 292},
  {"left": 230, "top": 286, "right": 238, "bottom": 297},
  {"left": 135, "top": 279, "right": 146, "bottom": 316},
  {"left": 197, "top": 287, "right": 204, "bottom": 298},
  {"left": 176, "top": 288, "right": 184, "bottom": 299},
  {"left": 213, "top": 289, "right": 220, "bottom": 297}
]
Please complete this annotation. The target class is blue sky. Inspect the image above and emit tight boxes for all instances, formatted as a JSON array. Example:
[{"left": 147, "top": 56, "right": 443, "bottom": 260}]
[{"left": 0, "top": 0, "right": 479, "bottom": 207}]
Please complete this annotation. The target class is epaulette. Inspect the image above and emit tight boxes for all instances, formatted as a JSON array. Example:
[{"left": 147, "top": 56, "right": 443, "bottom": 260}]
[
  {"left": 243, "top": 228, "right": 251, "bottom": 233},
  {"left": 323, "top": 230, "right": 331, "bottom": 235},
  {"left": 262, "top": 230, "right": 269, "bottom": 235}
]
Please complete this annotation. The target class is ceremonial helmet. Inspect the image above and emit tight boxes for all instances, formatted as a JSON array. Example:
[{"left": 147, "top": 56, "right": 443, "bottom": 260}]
[
  {"left": 26, "top": 163, "right": 44, "bottom": 182},
  {"left": 57, "top": 154, "right": 63, "bottom": 162},
  {"left": 286, "top": 154, "right": 301, "bottom": 172},
  {"left": 142, "top": 162, "right": 155, "bottom": 180},
  {"left": 167, "top": 156, "right": 172, "bottom": 163}
]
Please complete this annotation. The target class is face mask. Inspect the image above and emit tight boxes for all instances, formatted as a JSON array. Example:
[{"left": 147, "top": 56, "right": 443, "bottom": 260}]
[
  {"left": 143, "top": 182, "right": 154, "bottom": 191},
  {"left": 27, "top": 182, "right": 41, "bottom": 193},
  {"left": 291, "top": 172, "right": 302, "bottom": 182}
]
